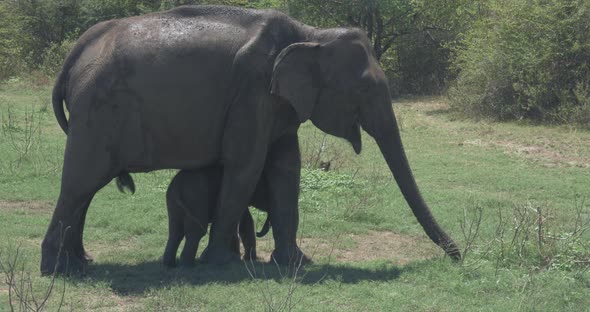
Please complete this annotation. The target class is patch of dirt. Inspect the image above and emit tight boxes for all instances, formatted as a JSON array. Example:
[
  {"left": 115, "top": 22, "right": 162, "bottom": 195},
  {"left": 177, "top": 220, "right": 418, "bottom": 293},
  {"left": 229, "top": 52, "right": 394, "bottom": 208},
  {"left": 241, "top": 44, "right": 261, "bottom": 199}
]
[
  {"left": 333, "top": 231, "right": 439, "bottom": 264},
  {"left": 0, "top": 200, "right": 53, "bottom": 214},
  {"left": 254, "top": 231, "right": 439, "bottom": 265},
  {"left": 462, "top": 139, "right": 590, "bottom": 168}
]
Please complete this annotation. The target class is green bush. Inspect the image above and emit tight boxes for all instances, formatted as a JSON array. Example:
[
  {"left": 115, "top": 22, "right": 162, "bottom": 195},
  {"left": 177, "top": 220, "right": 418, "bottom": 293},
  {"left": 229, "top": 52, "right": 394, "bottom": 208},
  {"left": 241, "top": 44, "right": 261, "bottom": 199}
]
[
  {"left": 384, "top": 32, "right": 453, "bottom": 97},
  {"left": 40, "top": 39, "right": 77, "bottom": 78},
  {"left": 449, "top": 0, "right": 590, "bottom": 124},
  {"left": 0, "top": 4, "right": 29, "bottom": 81}
]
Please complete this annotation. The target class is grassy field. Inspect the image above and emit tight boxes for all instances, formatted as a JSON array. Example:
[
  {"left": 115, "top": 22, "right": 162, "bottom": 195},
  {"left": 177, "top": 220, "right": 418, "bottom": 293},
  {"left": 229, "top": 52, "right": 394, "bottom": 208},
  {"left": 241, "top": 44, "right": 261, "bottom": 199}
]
[{"left": 0, "top": 81, "right": 589, "bottom": 311}]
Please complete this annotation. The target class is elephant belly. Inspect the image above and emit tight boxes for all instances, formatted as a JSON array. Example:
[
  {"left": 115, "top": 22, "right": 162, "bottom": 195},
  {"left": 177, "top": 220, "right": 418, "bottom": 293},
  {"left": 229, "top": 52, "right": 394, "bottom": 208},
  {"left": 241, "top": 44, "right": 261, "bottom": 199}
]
[
  {"left": 117, "top": 85, "right": 228, "bottom": 171},
  {"left": 129, "top": 63, "right": 236, "bottom": 168}
]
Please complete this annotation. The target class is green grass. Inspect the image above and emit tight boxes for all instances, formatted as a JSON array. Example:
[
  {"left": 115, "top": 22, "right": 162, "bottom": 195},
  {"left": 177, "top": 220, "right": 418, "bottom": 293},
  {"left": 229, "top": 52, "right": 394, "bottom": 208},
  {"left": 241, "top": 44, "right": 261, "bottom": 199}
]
[{"left": 0, "top": 82, "right": 589, "bottom": 311}]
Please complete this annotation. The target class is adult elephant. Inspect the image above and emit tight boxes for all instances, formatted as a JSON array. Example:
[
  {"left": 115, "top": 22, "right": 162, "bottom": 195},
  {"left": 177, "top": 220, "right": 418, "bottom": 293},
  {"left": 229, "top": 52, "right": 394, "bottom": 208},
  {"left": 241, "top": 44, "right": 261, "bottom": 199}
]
[{"left": 42, "top": 5, "right": 460, "bottom": 274}]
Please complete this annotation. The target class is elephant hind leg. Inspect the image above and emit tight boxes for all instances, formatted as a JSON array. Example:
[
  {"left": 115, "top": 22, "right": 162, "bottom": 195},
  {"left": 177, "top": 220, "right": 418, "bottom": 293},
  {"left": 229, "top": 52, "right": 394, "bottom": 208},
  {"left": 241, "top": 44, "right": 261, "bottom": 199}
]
[
  {"left": 41, "top": 179, "right": 114, "bottom": 275},
  {"left": 75, "top": 196, "right": 95, "bottom": 263},
  {"left": 179, "top": 220, "right": 207, "bottom": 267},
  {"left": 163, "top": 221, "right": 184, "bottom": 268},
  {"left": 239, "top": 210, "right": 257, "bottom": 261},
  {"left": 41, "top": 134, "right": 119, "bottom": 275}
]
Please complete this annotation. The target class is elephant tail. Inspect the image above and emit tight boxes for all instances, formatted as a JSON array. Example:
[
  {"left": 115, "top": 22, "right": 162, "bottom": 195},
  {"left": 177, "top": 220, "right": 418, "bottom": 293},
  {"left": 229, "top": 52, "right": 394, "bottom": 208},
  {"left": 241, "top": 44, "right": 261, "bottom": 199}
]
[
  {"left": 256, "top": 214, "right": 271, "bottom": 238},
  {"left": 52, "top": 69, "right": 69, "bottom": 134},
  {"left": 59, "top": 68, "right": 135, "bottom": 196},
  {"left": 54, "top": 71, "right": 136, "bottom": 196},
  {"left": 54, "top": 53, "right": 135, "bottom": 195},
  {"left": 116, "top": 172, "right": 136, "bottom": 194},
  {"left": 52, "top": 20, "right": 118, "bottom": 135}
]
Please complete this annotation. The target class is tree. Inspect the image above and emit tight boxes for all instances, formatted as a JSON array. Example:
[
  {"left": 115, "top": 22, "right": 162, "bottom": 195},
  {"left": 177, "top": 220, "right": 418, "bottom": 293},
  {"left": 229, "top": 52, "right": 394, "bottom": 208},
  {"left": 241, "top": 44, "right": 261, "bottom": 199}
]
[
  {"left": 0, "top": 2, "right": 30, "bottom": 79},
  {"left": 287, "top": 0, "right": 417, "bottom": 60},
  {"left": 285, "top": 0, "right": 476, "bottom": 95},
  {"left": 449, "top": 0, "right": 590, "bottom": 124}
]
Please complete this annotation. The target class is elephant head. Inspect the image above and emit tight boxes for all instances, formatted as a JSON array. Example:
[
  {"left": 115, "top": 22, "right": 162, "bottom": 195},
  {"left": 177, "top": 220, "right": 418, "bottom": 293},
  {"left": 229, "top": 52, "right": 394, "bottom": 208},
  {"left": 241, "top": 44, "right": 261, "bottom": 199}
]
[{"left": 270, "top": 28, "right": 461, "bottom": 261}]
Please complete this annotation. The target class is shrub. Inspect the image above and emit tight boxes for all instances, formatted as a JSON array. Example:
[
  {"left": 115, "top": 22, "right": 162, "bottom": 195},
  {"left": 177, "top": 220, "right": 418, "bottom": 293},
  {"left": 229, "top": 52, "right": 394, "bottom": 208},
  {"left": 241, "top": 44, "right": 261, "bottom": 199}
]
[
  {"left": 40, "top": 39, "right": 77, "bottom": 78},
  {"left": 0, "top": 3, "right": 29, "bottom": 81},
  {"left": 449, "top": 0, "right": 590, "bottom": 125}
]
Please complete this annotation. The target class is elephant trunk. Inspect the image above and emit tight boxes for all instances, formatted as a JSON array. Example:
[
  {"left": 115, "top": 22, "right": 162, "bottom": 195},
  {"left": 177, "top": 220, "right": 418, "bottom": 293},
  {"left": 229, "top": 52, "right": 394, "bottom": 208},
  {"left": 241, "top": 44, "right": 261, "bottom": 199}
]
[{"left": 362, "top": 101, "right": 461, "bottom": 261}]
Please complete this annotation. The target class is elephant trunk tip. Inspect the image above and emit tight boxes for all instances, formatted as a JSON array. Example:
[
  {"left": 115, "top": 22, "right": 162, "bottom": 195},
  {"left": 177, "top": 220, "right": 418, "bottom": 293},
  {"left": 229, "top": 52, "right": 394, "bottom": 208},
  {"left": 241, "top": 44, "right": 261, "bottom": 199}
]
[
  {"left": 435, "top": 235, "right": 461, "bottom": 262},
  {"left": 419, "top": 220, "right": 462, "bottom": 262},
  {"left": 444, "top": 243, "right": 462, "bottom": 262}
]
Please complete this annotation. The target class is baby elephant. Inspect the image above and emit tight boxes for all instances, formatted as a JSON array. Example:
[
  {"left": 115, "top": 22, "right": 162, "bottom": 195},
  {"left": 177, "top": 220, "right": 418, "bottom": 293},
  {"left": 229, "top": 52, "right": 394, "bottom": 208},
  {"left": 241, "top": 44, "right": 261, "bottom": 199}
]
[{"left": 163, "top": 167, "right": 270, "bottom": 267}]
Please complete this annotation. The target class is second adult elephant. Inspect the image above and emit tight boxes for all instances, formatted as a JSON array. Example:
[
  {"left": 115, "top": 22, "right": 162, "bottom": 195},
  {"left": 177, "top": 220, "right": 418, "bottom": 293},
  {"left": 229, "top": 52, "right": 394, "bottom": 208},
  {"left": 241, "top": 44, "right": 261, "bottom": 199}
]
[{"left": 42, "top": 5, "right": 460, "bottom": 274}]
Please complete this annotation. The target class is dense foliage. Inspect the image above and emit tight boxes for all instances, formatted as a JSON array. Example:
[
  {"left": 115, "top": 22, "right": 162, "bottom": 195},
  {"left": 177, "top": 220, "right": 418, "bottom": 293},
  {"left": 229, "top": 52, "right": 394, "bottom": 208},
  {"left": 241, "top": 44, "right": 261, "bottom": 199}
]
[
  {"left": 449, "top": 0, "right": 590, "bottom": 124},
  {"left": 286, "top": 0, "right": 471, "bottom": 95},
  {"left": 1, "top": 0, "right": 589, "bottom": 124}
]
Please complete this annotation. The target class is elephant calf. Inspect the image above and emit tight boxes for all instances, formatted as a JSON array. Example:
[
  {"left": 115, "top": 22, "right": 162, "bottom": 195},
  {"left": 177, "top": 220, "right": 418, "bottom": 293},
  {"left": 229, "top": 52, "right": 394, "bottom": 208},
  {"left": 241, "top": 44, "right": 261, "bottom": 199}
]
[{"left": 163, "top": 167, "right": 270, "bottom": 267}]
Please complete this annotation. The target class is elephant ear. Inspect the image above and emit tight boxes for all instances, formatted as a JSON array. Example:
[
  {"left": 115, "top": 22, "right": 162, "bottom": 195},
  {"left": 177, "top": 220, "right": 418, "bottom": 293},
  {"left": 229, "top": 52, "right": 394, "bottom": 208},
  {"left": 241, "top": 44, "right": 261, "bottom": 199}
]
[{"left": 270, "top": 42, "right": 322, "bottom": 123}]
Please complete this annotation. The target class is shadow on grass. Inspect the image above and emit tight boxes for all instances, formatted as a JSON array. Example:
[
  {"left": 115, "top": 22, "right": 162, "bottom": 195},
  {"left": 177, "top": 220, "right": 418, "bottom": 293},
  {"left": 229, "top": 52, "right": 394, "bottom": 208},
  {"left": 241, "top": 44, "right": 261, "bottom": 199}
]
[{"left": 83, "top": 259, "right": 430, "bottom": 296}]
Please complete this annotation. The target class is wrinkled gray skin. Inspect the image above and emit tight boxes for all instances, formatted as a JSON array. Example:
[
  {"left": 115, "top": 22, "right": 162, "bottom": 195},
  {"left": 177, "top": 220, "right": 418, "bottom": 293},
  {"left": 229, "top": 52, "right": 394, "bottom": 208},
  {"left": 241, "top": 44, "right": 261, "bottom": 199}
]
[
  {"left": 164, "top": 167, "right": 270, "bottom": 267},
  {"left": 43, "top": 5, "right": 460, "bottom": 274}
]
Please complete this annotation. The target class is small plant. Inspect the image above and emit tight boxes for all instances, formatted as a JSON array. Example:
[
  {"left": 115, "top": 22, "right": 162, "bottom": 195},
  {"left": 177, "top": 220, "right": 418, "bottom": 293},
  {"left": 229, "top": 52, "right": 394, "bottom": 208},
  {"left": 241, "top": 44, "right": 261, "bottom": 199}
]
[
  {"left": 0, "top": 246, "right": 67, "bottom": 311},
  {"left": 300, "top": 129, "right": 353, "bottom": 172},
  {"left": 244, "top": 255, "right": 306, "bottom": 312},
  {"left": 545, "top": 197, "right": 590, "bottom": 272},
  {"left": 303, "top": 133, "right": 329, "bottom": 170},
  {"left": 1, "top": 103, "right": 43, "bottom": 162},
  {"left": 493, "top": 199, "right": 589, "bottom": 272},
  {"left": 300, "top": 168, "right": 364, "bottom": 194},
  {"left": 0, "top": 224, "right": 70, "bottom": 311},
  {"left": 0, "top": 98, "right": 60, "bottom": 177},
  {"left": 459, "top": 196, "right": 590, "bottom": 274},
  {"left": 459, "top": 204, "right": 484, "bottom": 265}
]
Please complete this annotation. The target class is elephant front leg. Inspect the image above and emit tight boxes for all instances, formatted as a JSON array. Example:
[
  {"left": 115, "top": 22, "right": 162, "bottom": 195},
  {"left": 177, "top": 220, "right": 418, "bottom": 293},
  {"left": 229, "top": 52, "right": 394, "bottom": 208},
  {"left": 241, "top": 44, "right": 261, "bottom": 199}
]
[
  {"left": 200, "top": 77, "right": 279, "bottom": 264},
  {"left": 201, "top": 186, "right": 256, "bottom": 264},
  {"left": 265, "top": 134, "right": 310, "bottom": 266},
  {"left": 201, "top": 163, "right": 265, "bottom": 264}
]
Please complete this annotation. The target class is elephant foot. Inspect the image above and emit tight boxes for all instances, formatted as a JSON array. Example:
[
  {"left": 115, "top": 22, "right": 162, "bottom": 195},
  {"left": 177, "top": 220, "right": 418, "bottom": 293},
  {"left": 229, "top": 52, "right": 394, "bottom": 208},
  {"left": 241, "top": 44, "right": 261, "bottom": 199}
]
[
  {"left": 163, "top": 254, "right": 177, "bottom": 268},
  {"left": 199, "top": 246, "right": 241, "bottom": 265},
  {"left": 270, "top": 246, "right": 311, "bottom": 267},
  {"left": 82, "top": 251, "right": 94, "bottom": 263},
  {"left": 76, "top": 247, "right": 94, "bottom": 263},
  {"left": 41, "top": 241, "right": 88, "bottom": 276},
  {"left": 243, "top": 251, "right": 258, "bottom": 262},
  {"left": 179, "top": 255, "right": 196, "bottom": 267},
  {"left": 179, "top": 260, "right": 196, "bottom": 267}
]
